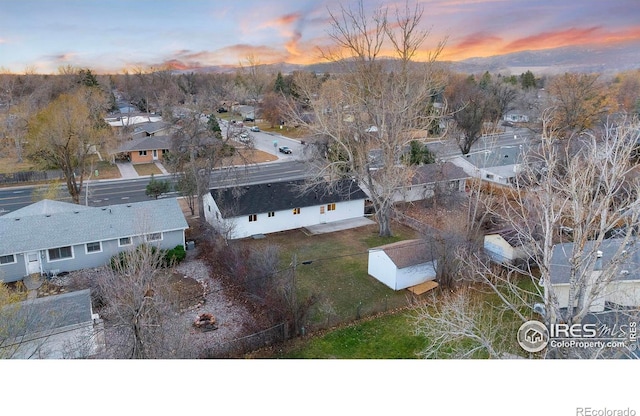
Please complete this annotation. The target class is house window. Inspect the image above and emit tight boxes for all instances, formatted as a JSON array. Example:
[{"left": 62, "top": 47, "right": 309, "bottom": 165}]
[
  {"left": 327, "top": 203, "right": 336, "bottom": 211},
  {"left": 139, "top": 150, "right": 147, "bottom": 156},
  {"left": 86, "top": 241, "right": 102, "bottom": 254},
  {"left": 0, "top": 254, "right": 16, "bottom": 265},
  {"left": 119, "top": 237, "right": 132, "bottom": 247},
  {"left": 48, "top": 246, "right": 73, "bottom": 261},
  {"left": 320, "top": 206, "right": 325, "bottom": 214},
  {"left": 146, "top": 232, "right": 162, "bottom": 242},
  {"left": 249, "top": 214, "right": 257, "bottom": 222},
  {"left": 268, "top": 211, "right": 275, "bottom": 217},
  {"left": 486, "top": 174, "right": 494, "bottom": 180},
  {"left": 162, "top": 149, "right": 168, "bottom": 155},
  {"left": 293, "top": 208, "right": 300, "bottom": 215}
]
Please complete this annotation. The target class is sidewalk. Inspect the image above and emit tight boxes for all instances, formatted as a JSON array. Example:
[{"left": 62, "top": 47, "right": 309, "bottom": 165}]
[{"left": 115, "top": 161, "right": 139, "bottom": 179}]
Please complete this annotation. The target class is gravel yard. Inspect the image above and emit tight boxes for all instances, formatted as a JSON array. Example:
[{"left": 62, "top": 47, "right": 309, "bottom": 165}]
[{"left": 173, "top": 257, "right": 257, "bottom": 357}]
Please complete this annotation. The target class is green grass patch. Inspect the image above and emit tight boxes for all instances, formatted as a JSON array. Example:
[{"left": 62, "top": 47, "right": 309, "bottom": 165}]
[
  {"left": 133, "top": 163, "right": 162, "bottom": 176},
  {"left": 246, "top": 222, "right": 420, "bottom": 328},
  {"left": 281, "top": 311, "right": 426, "bottom": 358}
]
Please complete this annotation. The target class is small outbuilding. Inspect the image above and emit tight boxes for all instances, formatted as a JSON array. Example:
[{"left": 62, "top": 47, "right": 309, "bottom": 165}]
[
  {"left": 484, "top": 228, "right": 528, "bottom": 265},
  {"left": 368, "top": 239, "right": 437, "bottom": 291}
]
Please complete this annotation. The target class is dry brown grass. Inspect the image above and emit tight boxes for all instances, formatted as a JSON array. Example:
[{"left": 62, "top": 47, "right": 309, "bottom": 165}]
[{"left": 133, "top": 163, "right": 163, "bottom": 176}]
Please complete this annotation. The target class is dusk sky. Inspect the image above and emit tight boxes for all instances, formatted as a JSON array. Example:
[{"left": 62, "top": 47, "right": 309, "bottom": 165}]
[{"left": 2, "top": 0, "right": 640, "bottom": 74}]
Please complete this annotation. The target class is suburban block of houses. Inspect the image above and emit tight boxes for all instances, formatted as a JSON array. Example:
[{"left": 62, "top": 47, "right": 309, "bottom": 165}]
[
  {"left": 368, "top": 239, "right": 437, "bottom": 290},
  {"left": 203, "top": 179, "right": 368, "bottom": 239},
  {"left": 548, "top": 238, "right": 640, "bottom": 313},
  {"left": 0, "top": 198, "right": 188, "bottom": 283}
]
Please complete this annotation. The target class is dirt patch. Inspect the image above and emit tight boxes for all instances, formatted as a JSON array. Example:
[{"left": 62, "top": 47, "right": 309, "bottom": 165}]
[{"left": 168, "top": 271, "right": 206, "bottom": 310}]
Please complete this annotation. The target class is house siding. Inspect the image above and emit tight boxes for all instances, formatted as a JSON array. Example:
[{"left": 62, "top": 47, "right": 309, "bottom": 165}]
[
  {"left": 0, "top": 253, "right": 27, "bottom": 282},
  {"left": 395, "top": 261, "right": 437, "bottom": 290},
  {"left": 1, "top": 230, "right": 185, "bottom": 282},
  {"left": 204, "top": 193, "right": 365, "bottom": 239},
  {"left": 367, "top": 251, "right": 398, "bottom": 290}
]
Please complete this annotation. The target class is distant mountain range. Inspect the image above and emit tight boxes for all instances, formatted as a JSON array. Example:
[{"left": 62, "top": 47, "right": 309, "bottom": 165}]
[{"left": 175, "top": 41, "right": 640, "bottom": 76}]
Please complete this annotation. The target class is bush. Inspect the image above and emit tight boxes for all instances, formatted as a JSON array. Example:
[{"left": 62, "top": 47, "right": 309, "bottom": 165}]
[{"left": 164, "top": 245, "right": 186, "bottom": 266}]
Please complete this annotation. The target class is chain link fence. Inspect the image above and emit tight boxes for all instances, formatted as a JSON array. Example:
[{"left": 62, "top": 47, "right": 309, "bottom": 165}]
[{"left": 0, "top": 170, "right": 64, "bottom": 185}]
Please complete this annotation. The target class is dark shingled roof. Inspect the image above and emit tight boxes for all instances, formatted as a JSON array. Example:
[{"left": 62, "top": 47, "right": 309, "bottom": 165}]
[
  {"left": 116, "top": 136, "right": 171, "bottom": 153},
  {"left": 210, "top": 179, "right": 368, "bottom": 217},
  {"left": 410, "top": 162, "right": 469, "bottom": 185},
  {"left": 372, "top": 239, "right": 434, "bottom": 269},
  {"left": 550, "top": 238, "right": 640, "bottom": 285}
]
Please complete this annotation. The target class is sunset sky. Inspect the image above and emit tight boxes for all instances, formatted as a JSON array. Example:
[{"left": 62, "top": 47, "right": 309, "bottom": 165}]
[{"left": 1, "top": 0, "right": 640, "bottom": 74}]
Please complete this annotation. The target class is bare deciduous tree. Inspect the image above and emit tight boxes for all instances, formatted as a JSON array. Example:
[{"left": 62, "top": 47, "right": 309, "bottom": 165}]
[
  {"left": 97, "top": 244, "right": 195, "bottom": 359},
  {"left": 288, "top": 0, "right": 447, "bottom": 236},
  {"left": 415, "top": 116, "right": 640, "bottom": 358}
]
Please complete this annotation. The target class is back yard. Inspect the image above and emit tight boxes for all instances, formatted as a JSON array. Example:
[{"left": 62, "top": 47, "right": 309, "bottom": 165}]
[{"left": 243, "top": 221, "right": 423, "bottom": 331}]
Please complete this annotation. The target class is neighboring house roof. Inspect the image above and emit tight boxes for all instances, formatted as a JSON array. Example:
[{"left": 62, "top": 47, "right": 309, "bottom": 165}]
[
  {"left": 0, "top": 289, "right": 102, "bottom": 359},
  {"left": 4, "top": 289, "right": 93, "bottom": 335},
  {"left": 410, "top": 162, "right": 469, "bottom": 185},
  {"left": 115, "top": 136, "right": 171, "bottom": 153},
  {"left": 133, "top": 121, "right": 170, "bottom": 136},
  {"left": 0, "top": 198, "right": 188, "bottom": 255},
  {"left": 372, "top": 239, "right": 434, "bottom": 269},
  {"left": 464, "top": 145, "right": 525, "bottom": 169},
  {"left": 210, "top": 179, "right": 368, "bottom": 217},
  {"left": 550, "top": 238, "right": 640, "bottom": 285}
]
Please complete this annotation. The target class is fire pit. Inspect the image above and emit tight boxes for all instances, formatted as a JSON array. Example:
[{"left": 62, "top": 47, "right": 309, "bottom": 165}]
[{"left": 193, "top": 313, "right": 217, "bottom": 331}]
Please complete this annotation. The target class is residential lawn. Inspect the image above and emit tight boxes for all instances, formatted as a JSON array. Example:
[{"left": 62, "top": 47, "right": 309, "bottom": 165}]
[
  {"left": 279, "top": 311, "right": 426, "bottom": 358},
  {"left": 245, "top": 221, "right": 421, "bottom": 329},
  {"left": 133, "top": 163, "right": 162, "bottom": 176},
  {"left": 91, "top": 160, "right": 121, "bottom": 180}
]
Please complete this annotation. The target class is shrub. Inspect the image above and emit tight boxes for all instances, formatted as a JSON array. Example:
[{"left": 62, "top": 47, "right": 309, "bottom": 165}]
[{"left": 164, "top": 245, "right": 186, "bottom": 266}]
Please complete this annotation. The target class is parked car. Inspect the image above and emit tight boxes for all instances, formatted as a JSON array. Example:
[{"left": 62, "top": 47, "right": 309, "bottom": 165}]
[
  {"left": 217, "top": 107, "right": 227, "bottom": 113},
  {"left": 250, "top": 126, "right": 260, "bottom": 132},
  {"left": 239, "top": 133, "right": 251, "bottom": 143},
  {"left": 278, "top": 146, "right": 292, "bottom": 154}
]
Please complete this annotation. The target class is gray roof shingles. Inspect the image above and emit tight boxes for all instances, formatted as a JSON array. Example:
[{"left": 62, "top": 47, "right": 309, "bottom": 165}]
[
  {"left": 550, "top": 238, "right": 640, "bottom": 285},
  {"left": 211, "top": 179, "right": 368, "bottom": 217},
  {"left": 0, "top": 198, "right": 188, "bottom": 255},
  {"left": 372, "top": 239, "right": 435, "bottom": 269}
]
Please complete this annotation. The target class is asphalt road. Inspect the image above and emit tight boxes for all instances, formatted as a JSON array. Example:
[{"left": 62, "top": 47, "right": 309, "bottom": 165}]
[{"left": 0, "top": 160, "right": 310, "bottom": 215}]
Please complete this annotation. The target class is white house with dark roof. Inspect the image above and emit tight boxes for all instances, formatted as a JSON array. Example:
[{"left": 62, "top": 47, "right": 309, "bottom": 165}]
[
  {"left": 203, "top": 179, "right": 368, "bottom": 239},
  {"left": 368, "top": 239, "right": 437, "bottom": 290},
  {"left": 549, "top": 238, "right": 640, "bottom": 312},
  {"left": 0, "top": 198, "right": 188, "bottom": 283}
]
